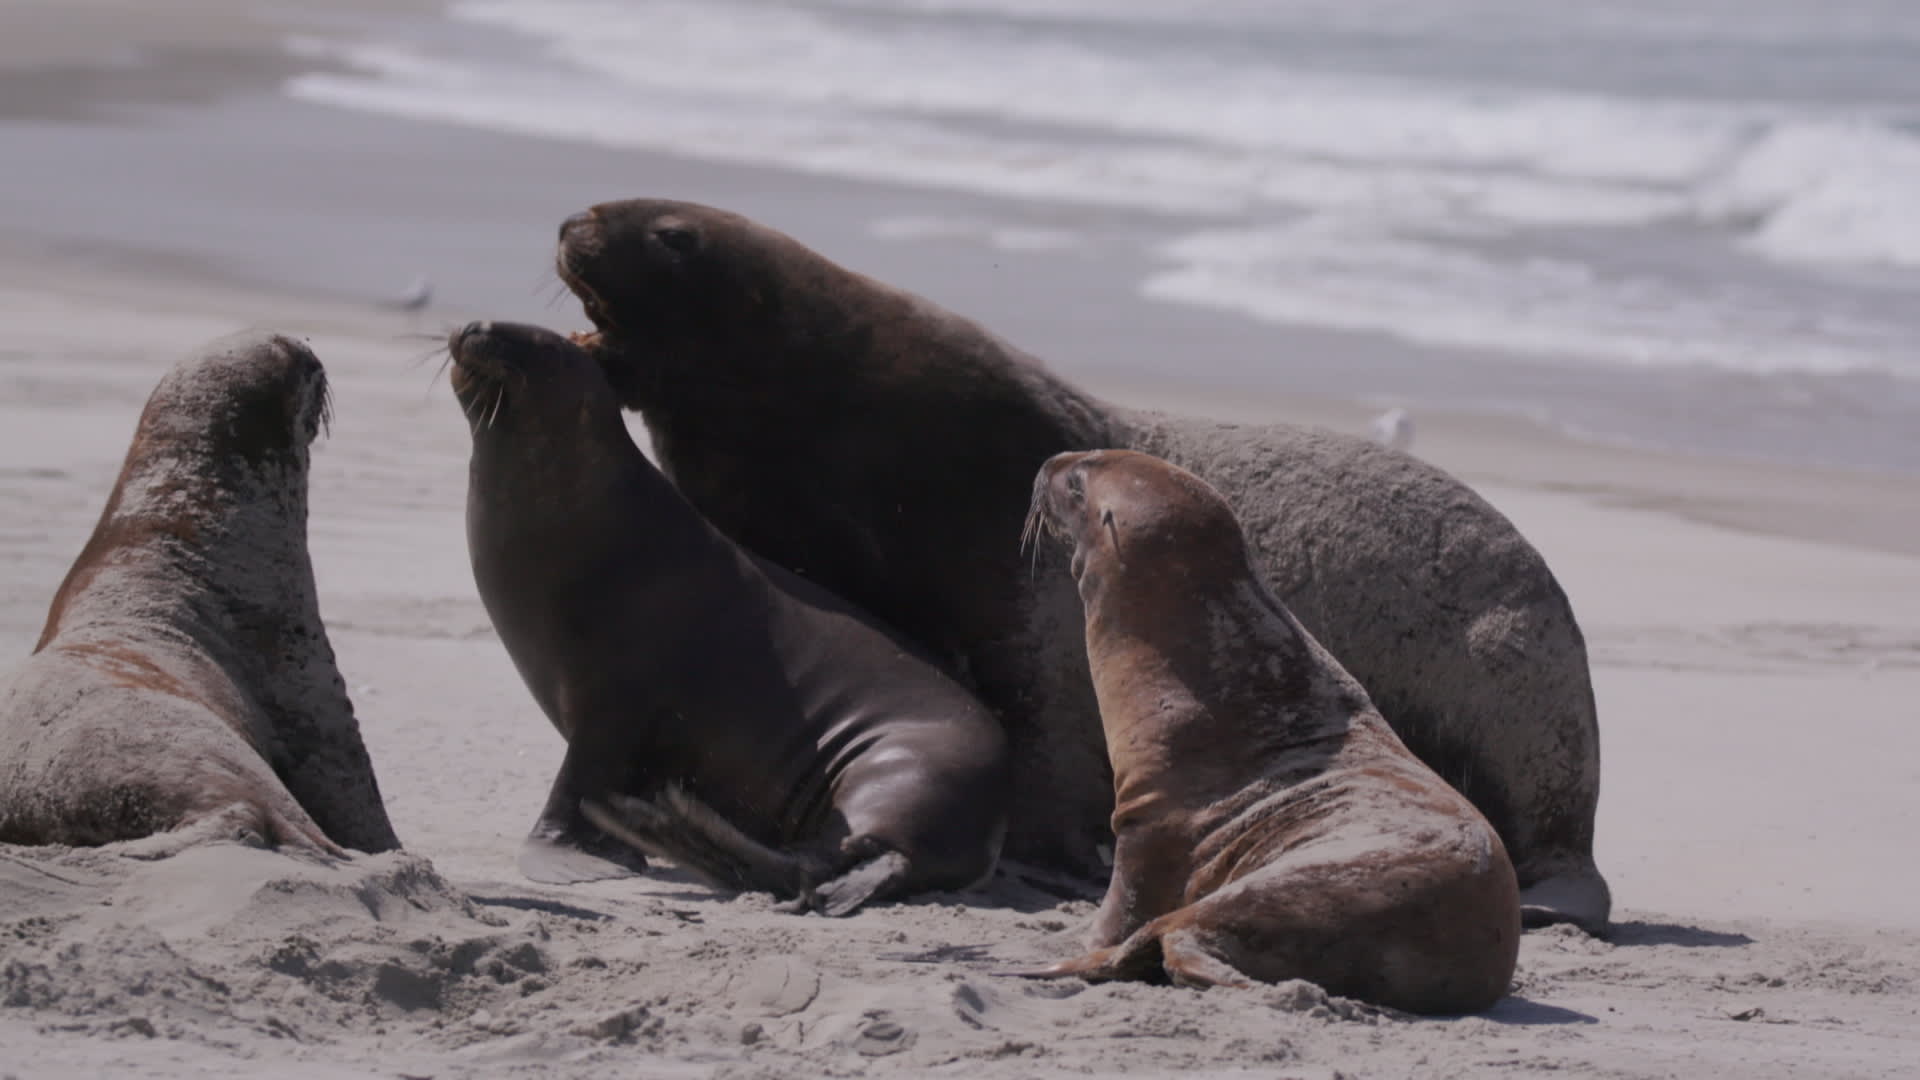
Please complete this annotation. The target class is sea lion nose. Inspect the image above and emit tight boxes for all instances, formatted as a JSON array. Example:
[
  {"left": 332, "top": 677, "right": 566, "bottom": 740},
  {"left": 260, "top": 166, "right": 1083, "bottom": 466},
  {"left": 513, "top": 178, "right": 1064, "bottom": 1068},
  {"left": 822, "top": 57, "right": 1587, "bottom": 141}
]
[
  {"left": 559, "top": 211, "right": 596, "bottom": 244},
  {"left": 450, "top": 320, "right": 492, "bottom": 354}
]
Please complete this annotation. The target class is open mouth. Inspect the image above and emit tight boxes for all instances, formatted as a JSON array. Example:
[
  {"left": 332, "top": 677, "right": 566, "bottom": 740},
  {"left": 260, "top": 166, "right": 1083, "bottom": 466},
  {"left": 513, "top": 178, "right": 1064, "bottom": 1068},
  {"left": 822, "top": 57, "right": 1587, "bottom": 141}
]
[{"left": 555, "top": 252, "right": 613, "bottom": 331}]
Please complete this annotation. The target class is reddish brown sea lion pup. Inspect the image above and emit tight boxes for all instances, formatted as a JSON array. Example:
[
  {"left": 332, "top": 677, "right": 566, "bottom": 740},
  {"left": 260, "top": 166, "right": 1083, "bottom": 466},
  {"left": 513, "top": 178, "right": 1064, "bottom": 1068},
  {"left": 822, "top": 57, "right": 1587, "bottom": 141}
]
[
  {"left": 0, "top": 332, "right": 399, "bottom": 857},
  {"left": 556, "top": 197, "right": 1607, "bottom": 934},
  {"left": 1017, "top": 450, "right": 1519, "bottom": 1014},
  {"left": 451, "top": 320, "right": 1006, "bottom": 913}
]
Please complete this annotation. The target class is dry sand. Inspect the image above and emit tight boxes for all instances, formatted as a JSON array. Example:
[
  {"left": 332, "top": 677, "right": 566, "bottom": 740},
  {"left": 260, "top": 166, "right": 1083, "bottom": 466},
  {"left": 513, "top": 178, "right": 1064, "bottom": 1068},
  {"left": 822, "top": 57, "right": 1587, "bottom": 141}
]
[{"left": 2, "top": 251, "right": 1918, "bottom": 1080}]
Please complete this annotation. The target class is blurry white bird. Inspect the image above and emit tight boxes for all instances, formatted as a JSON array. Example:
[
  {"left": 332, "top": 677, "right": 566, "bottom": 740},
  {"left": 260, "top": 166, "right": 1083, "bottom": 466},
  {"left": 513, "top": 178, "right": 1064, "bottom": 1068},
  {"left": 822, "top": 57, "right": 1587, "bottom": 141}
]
[
  {"left": 385, "top": 275, "right": 433, "bottom": 312},
  {"left": 1369, "top": 407, "right": 1414, "bottom": 452}
]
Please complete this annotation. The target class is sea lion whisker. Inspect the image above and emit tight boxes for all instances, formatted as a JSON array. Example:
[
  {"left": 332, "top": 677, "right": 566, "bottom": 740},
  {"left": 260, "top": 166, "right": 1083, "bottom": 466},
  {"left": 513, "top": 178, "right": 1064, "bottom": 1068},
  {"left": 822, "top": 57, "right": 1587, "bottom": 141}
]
[
  {"left": 529, "top": 262, "right": 565, "bottom": 295},
  {"left": 1020, "top": 513, "right": 1042, "bottom": 579},
  {"left": 1019, "top": 500, "right": 1044, "bottom": 556},
  {"left": 484, "top": 383, "right": 507, "bottom": 430},
  {"left": 428, "top": 348, "right": 458, "bottom": 393},
  {"left": 318, "top": 376, "right": 335, "bottom": 437},
  {"left": 455, "top": 368, "right": 497, "bottom": 426},
  {"left": 410, "top": 339, "right": 450, "bottom": 370}
]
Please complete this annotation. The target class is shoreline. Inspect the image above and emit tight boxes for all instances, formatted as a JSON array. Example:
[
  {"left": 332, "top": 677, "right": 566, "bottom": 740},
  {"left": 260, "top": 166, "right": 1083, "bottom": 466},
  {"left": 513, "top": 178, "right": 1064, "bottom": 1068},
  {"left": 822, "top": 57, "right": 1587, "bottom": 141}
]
[{"left": 6, "top": 235, "right": 1916, "bottom": 564}]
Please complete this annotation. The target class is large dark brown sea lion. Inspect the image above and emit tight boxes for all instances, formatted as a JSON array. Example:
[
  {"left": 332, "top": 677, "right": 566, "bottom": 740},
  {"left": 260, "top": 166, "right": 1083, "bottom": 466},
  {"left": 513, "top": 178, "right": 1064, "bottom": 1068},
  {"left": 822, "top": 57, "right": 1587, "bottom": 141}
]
[
  {"left": 1015, "top": 449, "right": 1519, "bottom": 1015},
  {"left": 0, "top": 332, "right": 399, "bottom": 857},
  {"left": 451, "top": 320, "right": 1007, "bottom": 913},
  {"left": 556, "top": 198, "right": 1608, "bottom": 933}
]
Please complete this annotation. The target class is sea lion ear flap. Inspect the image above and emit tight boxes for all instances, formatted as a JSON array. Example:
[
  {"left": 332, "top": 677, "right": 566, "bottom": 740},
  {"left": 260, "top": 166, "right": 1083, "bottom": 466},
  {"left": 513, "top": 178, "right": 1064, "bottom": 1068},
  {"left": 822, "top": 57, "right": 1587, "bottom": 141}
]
[{"left": 1101, "top": 506, "right": 1123, "bottom": 565}]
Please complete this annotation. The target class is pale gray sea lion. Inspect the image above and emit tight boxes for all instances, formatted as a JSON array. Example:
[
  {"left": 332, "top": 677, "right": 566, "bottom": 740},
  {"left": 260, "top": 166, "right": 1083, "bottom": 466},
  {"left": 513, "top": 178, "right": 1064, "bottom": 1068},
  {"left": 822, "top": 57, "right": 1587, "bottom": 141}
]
[{"left": 0, "top": 332, "right": 399, "bottom": 857}]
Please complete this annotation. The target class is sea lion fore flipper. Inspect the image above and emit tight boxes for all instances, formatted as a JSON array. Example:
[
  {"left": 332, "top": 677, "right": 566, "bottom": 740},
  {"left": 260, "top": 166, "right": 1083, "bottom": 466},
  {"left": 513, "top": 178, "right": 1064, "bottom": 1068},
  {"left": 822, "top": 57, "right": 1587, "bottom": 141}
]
[{"left": 582, "top": 787, "right": 828, "bottom": 900}]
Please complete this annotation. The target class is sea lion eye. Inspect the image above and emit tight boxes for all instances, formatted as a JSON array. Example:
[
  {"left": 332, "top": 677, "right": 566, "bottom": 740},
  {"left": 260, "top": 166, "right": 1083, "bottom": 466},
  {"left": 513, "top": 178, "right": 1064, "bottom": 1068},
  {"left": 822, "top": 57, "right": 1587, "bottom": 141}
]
[
  {"left": 654, "top": 226, "right": 700, "bottom": 255},
  {"left": 1066, "top": 473, "right": 1086, "bottom": 503}
]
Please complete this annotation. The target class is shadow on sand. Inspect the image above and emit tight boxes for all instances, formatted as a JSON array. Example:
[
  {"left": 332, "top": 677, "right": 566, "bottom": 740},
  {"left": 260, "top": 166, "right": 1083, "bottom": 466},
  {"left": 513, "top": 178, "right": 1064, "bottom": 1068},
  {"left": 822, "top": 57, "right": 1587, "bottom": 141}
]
[
  {"left": 1482, "top": 996, "right": 1599, "bottom": 1025},
  {"left": 1610, "top": 920, "right": 1754, "bottom": 948},
  {"left": 467, "top": 893, "right": 613, "bottom": 921}
]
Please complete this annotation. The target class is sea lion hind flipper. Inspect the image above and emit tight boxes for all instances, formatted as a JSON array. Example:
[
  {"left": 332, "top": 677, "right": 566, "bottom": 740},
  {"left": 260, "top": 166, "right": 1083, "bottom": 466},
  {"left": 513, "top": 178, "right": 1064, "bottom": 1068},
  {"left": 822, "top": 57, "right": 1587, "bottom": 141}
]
[
  {"left": 1518, "top": 861, "right": 1612, "bottom": 937},
  {"left": 581, "top": 787, "right": 826, "bottom": 901},
  {"left": 118, "top": 801, "right": 344, "bottom": 863},
  {"left": 1157, "top": 928, "right": 1256, "bottom": 989},
  {"left": 998, "top": 919, "right": 1169, "bottom": 983},
  {"left": 811, "top": 849, "right": 914, "bottom": 917}
]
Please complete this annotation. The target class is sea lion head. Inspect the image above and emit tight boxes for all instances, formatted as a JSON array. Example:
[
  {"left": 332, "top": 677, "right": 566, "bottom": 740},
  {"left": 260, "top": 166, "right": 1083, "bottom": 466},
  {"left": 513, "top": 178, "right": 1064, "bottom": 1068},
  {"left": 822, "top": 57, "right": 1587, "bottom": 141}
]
[
  {"left": 447, "top": 320, "right": 622, "bottom": 438},
  {"left": 555, "top": 199, "right": 827, "bottom": 411},
  {"left": 136, "top": 332, "right": 331, "bottom": 466},
  {"left": 1023, "top": 449, "right": 1252, "bottom": 604},
  {"left": 34, "top": 332, "right": 334, "bottom": 651}
]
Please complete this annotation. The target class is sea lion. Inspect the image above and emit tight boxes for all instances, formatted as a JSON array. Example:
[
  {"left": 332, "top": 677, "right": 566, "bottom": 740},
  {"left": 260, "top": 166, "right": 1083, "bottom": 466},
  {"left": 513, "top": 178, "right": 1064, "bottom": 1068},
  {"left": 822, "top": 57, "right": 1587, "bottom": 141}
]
[
  {"left": 451, "top": 320, "right": 1006, "bottom": 913},
  {"left": 1016, "top": 450, "right": 1520, "bottom": 1014},
  {"left": 556, "top": 198, "right": 1608, "bottom": 933},
  {"left": 0, "top": 332, "right": 399, "bottom": 857}
]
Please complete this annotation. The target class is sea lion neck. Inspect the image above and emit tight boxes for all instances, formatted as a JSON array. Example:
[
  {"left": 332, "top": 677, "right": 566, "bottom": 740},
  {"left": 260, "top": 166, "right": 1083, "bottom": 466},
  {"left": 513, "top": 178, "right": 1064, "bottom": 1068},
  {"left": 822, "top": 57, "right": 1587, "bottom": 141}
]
[
  {"left": 1087, "top": 566, "right": 1355, "bottom": 807},
  {"left": 37, "top": 420, "right": 316, "bottom": 653},
  {"left": 31, "top": 396, "right": 358, "bottom": 797},
  {"left": 596, "top": 265, "right": 967, "bottom": 430},
  {"left": 464, "top": 385, "right": 748, "bottom": 602}
]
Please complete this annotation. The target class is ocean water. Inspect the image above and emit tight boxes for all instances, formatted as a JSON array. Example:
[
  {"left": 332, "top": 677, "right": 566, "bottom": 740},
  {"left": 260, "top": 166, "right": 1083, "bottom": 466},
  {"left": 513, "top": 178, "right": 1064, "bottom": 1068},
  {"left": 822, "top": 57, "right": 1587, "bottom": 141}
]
[{"left": 283, "top": 0, "right": 1920, "bottom": 471}]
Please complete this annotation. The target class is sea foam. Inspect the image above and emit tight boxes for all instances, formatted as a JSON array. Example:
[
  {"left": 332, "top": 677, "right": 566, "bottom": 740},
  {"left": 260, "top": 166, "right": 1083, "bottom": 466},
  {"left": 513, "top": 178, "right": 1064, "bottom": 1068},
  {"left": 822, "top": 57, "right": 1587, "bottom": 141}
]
[{"left": 281, "top": 0, "right": 1920, "bottom": 379}]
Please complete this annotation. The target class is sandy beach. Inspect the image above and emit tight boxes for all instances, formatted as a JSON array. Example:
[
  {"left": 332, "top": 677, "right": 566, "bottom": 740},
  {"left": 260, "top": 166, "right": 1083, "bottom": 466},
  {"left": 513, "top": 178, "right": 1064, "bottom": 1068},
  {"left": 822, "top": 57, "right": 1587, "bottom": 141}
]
[{"left": 4, "top": 3, "right": 1920, "bottom": 1078}]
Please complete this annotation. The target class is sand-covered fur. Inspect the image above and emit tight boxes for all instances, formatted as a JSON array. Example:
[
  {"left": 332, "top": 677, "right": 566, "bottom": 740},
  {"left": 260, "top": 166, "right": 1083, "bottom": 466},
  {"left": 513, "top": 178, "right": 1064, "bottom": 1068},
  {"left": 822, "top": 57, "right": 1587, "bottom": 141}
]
[{"left": 0, "top": 332, "right": 397, "bottom": 856}]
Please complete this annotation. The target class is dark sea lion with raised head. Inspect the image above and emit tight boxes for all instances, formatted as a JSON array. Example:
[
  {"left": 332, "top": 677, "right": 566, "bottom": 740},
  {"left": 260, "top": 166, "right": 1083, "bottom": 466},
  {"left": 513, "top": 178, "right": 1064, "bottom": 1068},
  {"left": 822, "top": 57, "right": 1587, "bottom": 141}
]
[
  {"left": 451, "top": 320, "right": 1006, "bottom": 913},
  {"left": 0, "top": 332, "right": 399, "bottom": 857},
  {"left": 557, "top": 198, "right": 1608, "bottom": 933},
  {"left": 1014, "top": 449, "right": 1519, "bottom": 1014}
]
